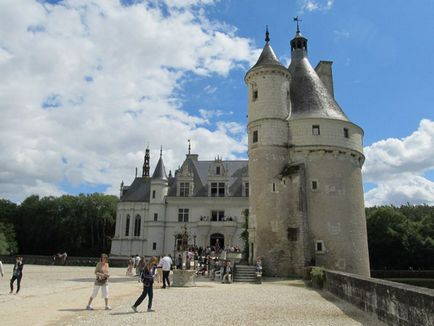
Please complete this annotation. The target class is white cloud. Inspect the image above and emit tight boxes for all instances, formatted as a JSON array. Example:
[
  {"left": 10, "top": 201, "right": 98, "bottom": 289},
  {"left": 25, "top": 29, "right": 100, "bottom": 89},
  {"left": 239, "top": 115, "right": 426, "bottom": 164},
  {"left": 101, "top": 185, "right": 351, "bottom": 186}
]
[
  {"left": 0, "top": 0, "right": 257, "bottom": 202},
  {"left": 363, "top": 119, "right": 434, "bottom": 206},
  {"left": 298, "top": 0, "right": 334, "bottom": 13}
]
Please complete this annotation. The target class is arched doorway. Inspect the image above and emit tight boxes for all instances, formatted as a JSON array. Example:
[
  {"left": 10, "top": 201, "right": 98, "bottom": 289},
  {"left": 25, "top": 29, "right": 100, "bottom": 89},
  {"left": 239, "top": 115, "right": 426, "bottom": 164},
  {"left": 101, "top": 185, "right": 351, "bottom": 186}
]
[{"left": 210, "top": 233, "right": 224, "bottom": 249}]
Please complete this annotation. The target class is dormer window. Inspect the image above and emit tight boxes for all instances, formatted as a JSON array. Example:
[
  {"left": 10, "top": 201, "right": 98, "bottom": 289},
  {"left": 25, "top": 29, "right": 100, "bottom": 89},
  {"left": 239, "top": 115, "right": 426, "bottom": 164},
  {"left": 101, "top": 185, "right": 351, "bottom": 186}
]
[
  {"left": 216, "top": 166, "right": 221, "bottom": 175},
  {"left": 179, "top": 182, "right": 189, "bottom": 197}
]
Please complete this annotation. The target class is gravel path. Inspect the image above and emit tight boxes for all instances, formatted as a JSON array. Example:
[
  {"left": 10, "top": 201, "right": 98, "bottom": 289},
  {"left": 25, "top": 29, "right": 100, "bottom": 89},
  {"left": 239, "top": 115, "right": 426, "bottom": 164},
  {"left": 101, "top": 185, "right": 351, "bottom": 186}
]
[{"left": 0, "top": 264, "right": 383, "bottom": 325}]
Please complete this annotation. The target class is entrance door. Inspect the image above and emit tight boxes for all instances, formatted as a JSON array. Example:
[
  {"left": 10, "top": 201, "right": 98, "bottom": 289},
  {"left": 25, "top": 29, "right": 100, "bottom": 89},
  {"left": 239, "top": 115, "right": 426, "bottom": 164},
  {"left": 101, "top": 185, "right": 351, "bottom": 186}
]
[{"left": 210, "top": 233, "right": 224, "bottom": 249}]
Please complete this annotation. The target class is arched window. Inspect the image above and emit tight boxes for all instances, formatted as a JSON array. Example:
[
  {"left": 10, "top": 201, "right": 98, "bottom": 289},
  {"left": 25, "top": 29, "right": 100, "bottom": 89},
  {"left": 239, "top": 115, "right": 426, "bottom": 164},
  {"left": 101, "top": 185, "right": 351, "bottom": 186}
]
[
  {"left": 134, "top": 215, "right": 141, "bottom": 237},
  {"left": 125, "top": 215, "right": 130, "bottom": 236}
]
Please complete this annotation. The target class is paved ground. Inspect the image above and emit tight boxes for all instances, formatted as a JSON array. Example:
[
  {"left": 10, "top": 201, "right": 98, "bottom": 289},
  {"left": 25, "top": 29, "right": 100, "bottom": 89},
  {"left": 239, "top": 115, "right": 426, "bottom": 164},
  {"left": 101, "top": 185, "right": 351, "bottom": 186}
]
[{"left": 0, "top": 264, "right": 384, "bottom": 325}]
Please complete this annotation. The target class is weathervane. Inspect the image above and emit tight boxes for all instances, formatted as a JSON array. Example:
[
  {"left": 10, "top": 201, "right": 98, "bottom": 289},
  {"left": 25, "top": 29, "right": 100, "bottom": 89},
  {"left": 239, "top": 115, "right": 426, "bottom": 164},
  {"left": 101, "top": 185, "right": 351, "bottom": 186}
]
[{"left": 293, "top": 16, "right": 302, "bottom": 33}]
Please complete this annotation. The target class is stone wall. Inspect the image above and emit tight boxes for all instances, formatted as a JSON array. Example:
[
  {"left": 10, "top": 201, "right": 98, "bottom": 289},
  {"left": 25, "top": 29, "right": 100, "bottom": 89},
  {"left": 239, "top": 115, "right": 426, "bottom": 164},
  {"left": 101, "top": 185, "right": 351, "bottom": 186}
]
[
  {"left": 0, "top": 255, "right": 129, "bottom": 267},
  {"left": 324, "top": 270, "right": 434, "bottom": 326}
]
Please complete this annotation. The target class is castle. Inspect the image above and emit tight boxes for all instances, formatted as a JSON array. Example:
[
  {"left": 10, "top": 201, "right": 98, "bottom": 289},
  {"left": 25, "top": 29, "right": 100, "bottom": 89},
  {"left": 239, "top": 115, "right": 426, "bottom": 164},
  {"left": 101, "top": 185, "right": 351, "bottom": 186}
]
[
  {"left": 111, "top": 24, "right": 370, "bottom": 277},
  {"left": 110, "top": 146, "right": 249, "bottom": 259}
]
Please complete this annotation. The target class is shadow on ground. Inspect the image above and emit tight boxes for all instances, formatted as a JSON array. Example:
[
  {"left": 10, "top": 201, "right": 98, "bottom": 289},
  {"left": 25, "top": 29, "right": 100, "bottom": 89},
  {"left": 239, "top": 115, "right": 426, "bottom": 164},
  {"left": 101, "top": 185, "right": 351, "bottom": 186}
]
[{"left": 68, "top": 277, "right": 137, "bottom": 283}]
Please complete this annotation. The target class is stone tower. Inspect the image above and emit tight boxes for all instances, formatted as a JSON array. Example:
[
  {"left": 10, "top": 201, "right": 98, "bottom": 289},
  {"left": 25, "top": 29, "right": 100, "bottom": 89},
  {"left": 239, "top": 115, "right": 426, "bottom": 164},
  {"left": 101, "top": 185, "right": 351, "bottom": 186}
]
[
  {"left": 246, "top": 26, "right": 370, "bottom": 277},
  {"left": 245, "top": 28, "right": 304, "bottom": 277}
]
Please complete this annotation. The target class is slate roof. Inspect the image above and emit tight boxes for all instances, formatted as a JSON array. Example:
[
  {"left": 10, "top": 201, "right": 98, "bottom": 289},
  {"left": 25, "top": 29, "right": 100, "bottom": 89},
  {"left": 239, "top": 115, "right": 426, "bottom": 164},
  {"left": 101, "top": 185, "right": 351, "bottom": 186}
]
[
  {"left": 152, "top": 156, "right": 168, "bottom": 180},
  {"left": 121, "top": 157, "right": 248, "bottom": 202},
  {"left": 168, "top": 158, "right": 248, "bottom": 197},
  {"left": 288, "top": 54, "right": 348, "bottom": 121},
  {"left": 248, "top": 43, "right": 284, "bottom": 73},
  {"left": 120, "top": 177, "right": 151, "bottom": 202}
]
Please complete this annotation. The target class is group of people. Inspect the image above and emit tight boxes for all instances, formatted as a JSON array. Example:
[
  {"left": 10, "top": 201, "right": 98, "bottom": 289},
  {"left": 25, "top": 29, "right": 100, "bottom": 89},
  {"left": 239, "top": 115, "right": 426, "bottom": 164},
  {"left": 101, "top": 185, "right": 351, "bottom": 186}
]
[
  {"left": 87, "top": 253, "right": 174, "bottom": 312},
  {"left": 0, "top": 256, "right": 24, "bottom": 294}
]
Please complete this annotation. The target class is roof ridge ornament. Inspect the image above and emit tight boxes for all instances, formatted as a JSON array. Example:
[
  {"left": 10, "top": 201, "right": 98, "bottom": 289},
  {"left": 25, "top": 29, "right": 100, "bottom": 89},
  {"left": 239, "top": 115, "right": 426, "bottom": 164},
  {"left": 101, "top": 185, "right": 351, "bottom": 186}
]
[
  {"left": 293, "top": 16, "right": 302, "bottom": 34},
  {"left": 265, "top": 25, "right": 270, "bottom": 43},
  {"left": 160, "top": 145, "right": 163, "bottom": 158},
  {"left": 188, "top": 139, "right": 191, "bottom": 155}
]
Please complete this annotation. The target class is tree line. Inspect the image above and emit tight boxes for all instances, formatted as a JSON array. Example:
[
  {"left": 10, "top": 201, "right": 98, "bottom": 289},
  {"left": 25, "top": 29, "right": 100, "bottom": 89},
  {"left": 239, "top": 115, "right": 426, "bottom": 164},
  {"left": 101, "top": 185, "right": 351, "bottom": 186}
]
[
  {"left": 0, "top": 195, "right": 433, "bottom": 269},
  {"left": 0, "top": 193, "right": 117, "bottom": 257},
  {"left": 366, "top": 205, "right": 434, "bottom": 270}
]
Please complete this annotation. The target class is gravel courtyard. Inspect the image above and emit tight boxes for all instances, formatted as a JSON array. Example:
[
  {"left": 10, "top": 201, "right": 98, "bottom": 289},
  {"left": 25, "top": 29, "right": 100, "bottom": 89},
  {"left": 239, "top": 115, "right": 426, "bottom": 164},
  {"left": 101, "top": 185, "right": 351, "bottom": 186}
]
[{"left": 0, "top": 264, "right": 383, "bottom": 325}]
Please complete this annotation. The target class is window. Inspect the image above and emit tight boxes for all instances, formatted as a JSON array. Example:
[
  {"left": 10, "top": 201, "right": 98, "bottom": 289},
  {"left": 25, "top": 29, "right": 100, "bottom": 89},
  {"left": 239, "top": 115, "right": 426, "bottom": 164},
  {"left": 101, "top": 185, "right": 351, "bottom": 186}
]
[
  {"left": 154, "top": 213, "right": 158, "bottom": 221},
  {"left": 311, "top": 180, "right": 318, "bottom": 191},
  {"left": 179, "top": 182, "right": 189, "bottom": 197},
  {"left": 216, "top": 166, "right": 220, "bottom": 175},
  {"left": 253, "top": 89, "right": 258, "bottom": 101},
  {"left": 312, "top": 125, "right": 320, "bottom": 136},
  {"left": 211, "top": 210, "right": 225, "bottom": 221},
  {"left": 152, "top": 242, "right": 157, "bottom": 250},
  {"left": 287, "top": 227, "right": 298, "bottom": 241},
  {"left": 315, "top": 240, "right": 325, "bottom": 253},
  {"left": 152, "top": 190, "right": 156, "bottom": 199},
  {"left": 272, "top": 183, "right": 276, "bottom": 192},
  {"left": 245, "top": 182, "right": 249, "bottom": 197},
  {"left": 252, "top": 130, "right": 258, "bottom": 143},
  {"left": 178, "top": 208, "right": 189, "bottom": 222},
  {"left": 125, "top": 215, "right": 130, "bottom": 236},
  {"left": 134, "top": 215, "right": 141, "bottom": 237},
  {"left": 344, "top": 128, "right": 349, "bottom": 138},
  {"left": 211, "top": 182, "right": 225, "bottom": 197}
]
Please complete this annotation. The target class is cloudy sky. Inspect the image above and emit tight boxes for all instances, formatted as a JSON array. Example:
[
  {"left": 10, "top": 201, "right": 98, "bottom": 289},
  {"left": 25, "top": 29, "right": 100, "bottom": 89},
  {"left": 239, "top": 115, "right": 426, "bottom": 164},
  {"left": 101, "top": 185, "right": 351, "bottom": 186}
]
[{"left": 0, "top": 0, "right": 433, "bottom": 206}]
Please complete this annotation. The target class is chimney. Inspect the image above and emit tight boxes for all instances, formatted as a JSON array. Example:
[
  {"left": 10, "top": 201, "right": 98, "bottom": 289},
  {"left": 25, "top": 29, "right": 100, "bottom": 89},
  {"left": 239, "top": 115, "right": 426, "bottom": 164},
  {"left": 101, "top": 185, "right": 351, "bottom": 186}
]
[{"left": 315, "top": 61, "right": 334, "bottom": 98}]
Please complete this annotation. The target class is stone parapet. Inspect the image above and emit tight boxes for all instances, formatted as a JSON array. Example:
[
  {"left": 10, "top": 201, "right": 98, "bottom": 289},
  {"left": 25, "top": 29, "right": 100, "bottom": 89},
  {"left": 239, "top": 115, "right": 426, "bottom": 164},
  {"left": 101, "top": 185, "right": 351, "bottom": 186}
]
[{"left": 324, "top": 269, "right": 434, "bottom": 326}]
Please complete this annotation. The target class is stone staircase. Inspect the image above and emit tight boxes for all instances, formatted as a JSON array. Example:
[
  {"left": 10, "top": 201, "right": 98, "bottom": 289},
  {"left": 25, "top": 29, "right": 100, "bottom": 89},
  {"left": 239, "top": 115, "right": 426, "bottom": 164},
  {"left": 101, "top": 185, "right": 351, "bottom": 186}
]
[{"left": 233, "top": 264, "right": 258, "bottom": 283}]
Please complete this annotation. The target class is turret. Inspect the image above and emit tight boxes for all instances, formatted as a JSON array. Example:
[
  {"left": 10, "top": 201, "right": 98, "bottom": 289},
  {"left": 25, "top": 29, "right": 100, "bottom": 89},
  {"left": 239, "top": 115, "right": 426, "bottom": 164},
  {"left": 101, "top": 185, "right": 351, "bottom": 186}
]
[
  {"left": 245, "top": 27, "right": 293, "bottom": 276},
  {"left": 150, "top": 146, "right": 169, "bottom": 203}
]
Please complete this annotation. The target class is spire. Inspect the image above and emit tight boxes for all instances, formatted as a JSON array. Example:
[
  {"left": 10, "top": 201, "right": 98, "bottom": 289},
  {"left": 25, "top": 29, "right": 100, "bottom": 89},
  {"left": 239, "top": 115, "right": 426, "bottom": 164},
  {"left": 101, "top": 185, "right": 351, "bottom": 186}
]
[
  {"left": 248, "top": 26, "right": 283, "bottom": 71},
  {"left": 265, "top": 25, "right": 270, "bottom": 43},
  {"left": 152, "top": 150, "right": 168, "bottom": 180},
  {"left": 120, "top": 180, "right": 124, "bottom": 198},
  {"left": 143, "top": 147, "right": 150, "bottom": 177}
]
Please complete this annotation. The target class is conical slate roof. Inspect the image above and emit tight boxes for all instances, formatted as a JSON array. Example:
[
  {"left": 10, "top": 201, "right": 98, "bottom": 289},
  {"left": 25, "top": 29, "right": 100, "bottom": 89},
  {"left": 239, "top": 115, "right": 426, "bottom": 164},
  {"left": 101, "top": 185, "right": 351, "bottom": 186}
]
[
  {"left": 249, "top": 42, "right": 284, "bottom": 72},
  {"left": 288, "top": 54, "right": 348, "bottom": 121},
  {"left": 256, "top": 43, "right": 283, "bottom": 67},
  {"left": 152, "top": 156, "right": 167, "bottom": 180}
]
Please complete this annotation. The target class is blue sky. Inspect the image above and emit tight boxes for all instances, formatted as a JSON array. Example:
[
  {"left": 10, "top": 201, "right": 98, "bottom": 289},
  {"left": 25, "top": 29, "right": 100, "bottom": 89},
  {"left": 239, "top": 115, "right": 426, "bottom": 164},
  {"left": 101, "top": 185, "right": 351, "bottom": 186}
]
[{"left": 0, "top": 0, "right": 433, "bottom": 206}]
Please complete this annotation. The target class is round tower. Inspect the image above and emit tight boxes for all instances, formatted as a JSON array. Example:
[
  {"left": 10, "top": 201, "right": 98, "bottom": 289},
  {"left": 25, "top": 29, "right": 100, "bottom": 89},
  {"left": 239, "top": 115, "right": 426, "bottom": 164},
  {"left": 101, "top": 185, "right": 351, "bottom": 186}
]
[
  {"left": 288, "top": 28, "right": 370, "bottom": 276},
  {"left": 245, "top": 28, "right": 292, "bottom": 275}
]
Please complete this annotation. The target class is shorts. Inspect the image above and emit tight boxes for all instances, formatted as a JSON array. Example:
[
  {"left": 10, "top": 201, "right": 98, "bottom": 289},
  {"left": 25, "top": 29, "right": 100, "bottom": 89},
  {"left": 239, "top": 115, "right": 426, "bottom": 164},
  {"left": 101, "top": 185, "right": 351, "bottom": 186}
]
[{"left": 91, "top": 284, "right": 109, "bottom": 299}]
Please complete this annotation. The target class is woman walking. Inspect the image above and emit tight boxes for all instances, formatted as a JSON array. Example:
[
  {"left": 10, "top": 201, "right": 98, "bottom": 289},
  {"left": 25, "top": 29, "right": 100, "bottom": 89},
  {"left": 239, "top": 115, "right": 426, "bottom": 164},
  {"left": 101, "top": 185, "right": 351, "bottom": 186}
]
[
  {"left": 86, "top": 253, "right": 111, "bottom": 310},
  {"left": 131, "top": 256, "right": 158, "bottom": 313},
  {"left": 10, "top": 256, "right": 23, "bottom": 294}
]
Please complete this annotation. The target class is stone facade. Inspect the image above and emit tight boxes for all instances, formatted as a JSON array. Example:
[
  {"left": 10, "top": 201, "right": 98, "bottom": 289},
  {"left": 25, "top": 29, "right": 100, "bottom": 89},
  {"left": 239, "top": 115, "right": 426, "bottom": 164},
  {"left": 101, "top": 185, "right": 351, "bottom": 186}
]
[{"left": 111, "top": 153, "right": 248, "bottom": 257}]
